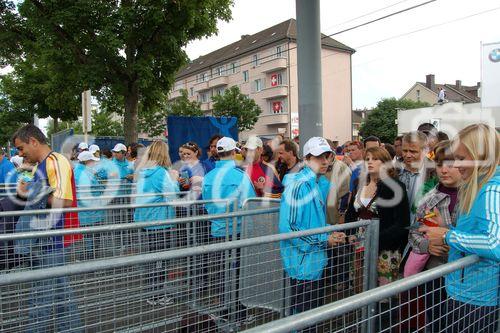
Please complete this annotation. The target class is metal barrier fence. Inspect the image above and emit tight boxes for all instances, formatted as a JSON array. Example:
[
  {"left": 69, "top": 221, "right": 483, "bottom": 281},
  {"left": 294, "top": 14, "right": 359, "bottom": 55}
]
[
  {"left": 242, "top": 255, "right": 500, "bottom": 333},
  {"left": 0, "top": 206, "right": 379, "bottom": 333},
  {"left": 0, "top": 199, "right": 233, "bottom": 271}
]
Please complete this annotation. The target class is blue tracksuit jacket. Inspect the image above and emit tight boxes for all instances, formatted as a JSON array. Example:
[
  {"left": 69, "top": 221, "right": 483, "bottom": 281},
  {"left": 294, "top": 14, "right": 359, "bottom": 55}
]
[
  {"left": 445, "top": 166, "right": 500, "bottom": 306},
  {"left": 202, "top": 160, "right": 256, "bottom": 238},
  {"left": 279, "top": 166, "right": 330, "bottom": 281}
]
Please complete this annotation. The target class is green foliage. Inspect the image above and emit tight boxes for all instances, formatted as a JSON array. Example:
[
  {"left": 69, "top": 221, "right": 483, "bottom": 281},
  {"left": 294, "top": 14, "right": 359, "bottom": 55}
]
[
  {"left": 211, "top": 86, "right": 261, "bottom": 132},
  {"left": 1, "top": 0, "right": 233, "bottom": 143},
  {"left": 90, "top": 110, "right": 123, "bottom": 137},
  {"left": 359, "top": 98, "right": 430, "bottom": 143},
  {"left": 167, "top": 89, "right": 203, "bottom": 117},
  {"left": 45, "top": 110, "right": 122, "bottom": 140},
  {"left": 45, "top": 119, "right": 82, "bottom": 140}
]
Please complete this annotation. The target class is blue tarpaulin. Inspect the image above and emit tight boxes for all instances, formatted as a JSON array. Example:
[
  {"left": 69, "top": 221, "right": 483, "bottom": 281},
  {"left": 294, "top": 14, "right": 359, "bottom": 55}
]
[{"left": 167, "top": 116, "right": 238, "bottom": 162}]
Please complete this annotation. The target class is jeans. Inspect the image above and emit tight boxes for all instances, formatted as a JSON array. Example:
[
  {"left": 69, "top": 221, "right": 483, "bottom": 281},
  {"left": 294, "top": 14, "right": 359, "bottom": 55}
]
[
  {"left": 290, "top": 277, "right": 325, "bottom": 333},
  {"left": 443, "top": 298, "right": 498, "bottom": 333},
  {"left": 28, "top": 246, "right": 82, "bottom": 333}
]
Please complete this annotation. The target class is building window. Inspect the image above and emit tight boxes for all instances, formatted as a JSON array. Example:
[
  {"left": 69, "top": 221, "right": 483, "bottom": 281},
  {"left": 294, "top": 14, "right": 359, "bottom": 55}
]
[
  {"left": 174, "top": 81, "right": 183, "bottom": 91},
  {"left": 243, "top": 70, "right": 249, "bottom": 82},
  {"left": 215, "top": 87, "right": 225, "bottom": 96},
  {"left": 252, "top": 54, "right": 259, "bottom": 67},
  {"left": 276, "top": 45, "right": 283, "bottom": 58},
  {"left": 254, "top": 79, "right": 263, "bottom": 92},
  {"left": 200, "top": 92, "right": 209, "bottom": 103},
  {"left": 201, "top": 72, "right": 208, "bottom": 82},
  {"left": 228, "top": 62, "right": 238, "bottom": 74},
  {"left": 416, "top": 89, "right": 421, "bottom": 101},
  {"left": 271, "top": 100, "right": 285, "bottom": 114},
  {"left": 190, "top": 87, "right": 194, "bottom": 96},
  {"left": 215, "top": 66, "right": 225, "bottom": 76},
  {"left": 270, "top": 73, "right": 283, "bottom": 87}
]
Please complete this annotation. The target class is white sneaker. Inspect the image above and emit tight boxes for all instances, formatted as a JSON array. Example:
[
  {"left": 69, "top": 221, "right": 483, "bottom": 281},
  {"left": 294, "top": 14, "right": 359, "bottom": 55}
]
[
  {"left": 146, "top": 297, "right": 158, "bottom": 306},
  {"left": 241, "top": 314, "right": 256, "bottom": 325},
  {"left": 157, "top": 296, "right": 174, "bottom": 306}
]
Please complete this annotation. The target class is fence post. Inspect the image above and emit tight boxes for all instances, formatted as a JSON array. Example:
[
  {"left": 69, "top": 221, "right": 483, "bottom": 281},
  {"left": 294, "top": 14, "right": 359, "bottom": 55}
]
[{"left": 367, "top": 219, "right": 380, "bottom": 333}]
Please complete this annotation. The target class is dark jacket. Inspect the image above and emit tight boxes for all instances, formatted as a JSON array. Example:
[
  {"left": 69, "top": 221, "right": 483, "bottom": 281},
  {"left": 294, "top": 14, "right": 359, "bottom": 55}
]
[
  {"left": 345, "top": 178, "right": 410, "bottom": 252},
  {"left": 0, "top": 196, "right": 26, "bottom": 270}
]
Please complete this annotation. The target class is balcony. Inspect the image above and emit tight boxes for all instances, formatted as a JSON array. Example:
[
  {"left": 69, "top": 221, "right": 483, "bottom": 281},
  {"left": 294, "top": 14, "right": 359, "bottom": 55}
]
[
  {"left": 200, "top": 101, "right": 212, "bottom": 112},
  {"left": 208, "top": 75, "right": 228, "bottom": 88},
  {"left": 194, "top": 81, "right": 209, "bottom": 92},
  {"left": 258, "top": 85, "right": 288, "bottom": 100},
  {"left": 259, "top": 113, "right": 289, "bottom": 126},
  {"left": 260, "top": 57, "right": 288, "bottom": 73},
  {"left": 169, "top": 89, "right": 183, "bottom": 99}
]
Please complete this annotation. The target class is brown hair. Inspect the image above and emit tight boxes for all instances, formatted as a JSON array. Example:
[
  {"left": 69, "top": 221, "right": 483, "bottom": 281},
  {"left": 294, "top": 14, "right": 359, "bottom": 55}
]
[
  {"left": 181, "top": 141, "right": 201, "bottom": 157},
  {"left": 433, "top": 140, "right": 453, "bottom": 166},
  {"left": 279, "top": 139, "right": 298, "bottom": 157},
  {"left": 347, "top": 140, "right": 363, "bottom": 150},
  {"left": 364, "top": 147, "right": 398, "bottom": 182}
]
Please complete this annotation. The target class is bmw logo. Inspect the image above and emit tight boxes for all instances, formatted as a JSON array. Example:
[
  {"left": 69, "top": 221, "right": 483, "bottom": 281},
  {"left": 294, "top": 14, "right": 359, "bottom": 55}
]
[{"left": 489, "top": 48, "right": 500, "bottom": 63}]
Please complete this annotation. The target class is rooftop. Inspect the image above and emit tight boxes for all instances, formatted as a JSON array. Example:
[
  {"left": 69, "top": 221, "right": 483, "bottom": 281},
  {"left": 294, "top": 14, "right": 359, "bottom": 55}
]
[{"left": 176, "top": 18, "right": 355, "bottom": 79}]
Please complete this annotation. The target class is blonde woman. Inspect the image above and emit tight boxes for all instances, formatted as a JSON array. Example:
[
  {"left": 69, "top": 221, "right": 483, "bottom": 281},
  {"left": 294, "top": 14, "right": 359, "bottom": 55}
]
[
  {"left": 421, "top": 124, "right": 499, "bottom": 333},
  {"left": 134, "top": 140, "right": 179, "bottom": 306}
]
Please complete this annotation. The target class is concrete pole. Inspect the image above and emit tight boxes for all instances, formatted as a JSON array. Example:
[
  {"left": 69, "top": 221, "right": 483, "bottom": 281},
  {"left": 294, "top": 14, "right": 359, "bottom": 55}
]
[{"left": 296, "top": 0, "right": 323, "bottom": 150}]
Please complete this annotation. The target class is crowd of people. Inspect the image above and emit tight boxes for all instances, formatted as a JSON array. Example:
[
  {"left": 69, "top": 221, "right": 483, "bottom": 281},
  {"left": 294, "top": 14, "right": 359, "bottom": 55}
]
[{"left": 0, "top": 121, "right": 498, "bottom": 332}]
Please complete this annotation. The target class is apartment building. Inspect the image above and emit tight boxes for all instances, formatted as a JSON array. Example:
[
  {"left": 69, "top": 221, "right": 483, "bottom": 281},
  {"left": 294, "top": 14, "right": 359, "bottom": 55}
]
[{"left": 169, "top": 19, "right": 355, "bottom": 141}]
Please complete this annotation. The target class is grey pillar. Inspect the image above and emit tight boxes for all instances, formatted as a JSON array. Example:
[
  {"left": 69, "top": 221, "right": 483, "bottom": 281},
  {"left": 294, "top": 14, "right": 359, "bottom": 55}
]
[{"left": 296, "top": 0, "right": 323, "bottom": 150}]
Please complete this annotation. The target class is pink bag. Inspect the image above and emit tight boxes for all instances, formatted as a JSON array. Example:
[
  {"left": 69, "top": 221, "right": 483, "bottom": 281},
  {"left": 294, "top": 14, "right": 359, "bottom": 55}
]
[{"left": 403, "top": 251, "right": 430, "bottom": 277}]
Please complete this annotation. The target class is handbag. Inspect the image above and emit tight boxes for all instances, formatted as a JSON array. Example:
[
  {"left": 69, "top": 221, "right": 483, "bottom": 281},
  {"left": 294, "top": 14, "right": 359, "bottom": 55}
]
[{"left": 403, "top": 251, "right": 430, "bottom": 277}]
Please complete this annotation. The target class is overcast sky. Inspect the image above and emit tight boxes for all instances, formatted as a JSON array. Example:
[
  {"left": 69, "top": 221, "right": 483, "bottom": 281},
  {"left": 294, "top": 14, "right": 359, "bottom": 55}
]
[{"left": 184, "top": 0, "right": 500, "bottom": 109}]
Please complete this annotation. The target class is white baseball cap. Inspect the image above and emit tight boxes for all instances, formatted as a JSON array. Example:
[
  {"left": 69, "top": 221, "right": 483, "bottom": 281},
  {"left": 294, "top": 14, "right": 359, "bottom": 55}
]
[
  {"left": 111, "top": 143, "right": 127, "bottom": 152},
  {"left": 10, "top": 155, "right": 23, "bottom": 168},
  {"left": 89, "top": 144, "right": 100, "bottom": 154},
  {"left": 303, "top": 137, "right": 333, "bottom": 157},
  {"left": 243, "top": 136, "right": 263, "bottom": 150},
  {"left": 78, "top": 151, "right": 100, "bottom": 162},
  {"left": 78, "top": 142, "right": 89, "bottom": 151},
  {"left": 216, "top": 137, "right": 240, "bottom": 153}
]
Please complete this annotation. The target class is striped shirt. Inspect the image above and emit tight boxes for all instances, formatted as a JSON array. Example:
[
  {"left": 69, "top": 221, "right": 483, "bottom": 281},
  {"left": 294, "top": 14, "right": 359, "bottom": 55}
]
[{"left": 33, "top": 152, "right": 81, "bottom": 247}]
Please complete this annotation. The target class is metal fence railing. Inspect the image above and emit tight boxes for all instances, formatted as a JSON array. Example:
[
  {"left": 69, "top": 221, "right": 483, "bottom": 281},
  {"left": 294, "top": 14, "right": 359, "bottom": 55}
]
[
  {"left": 0, "top": 205, "right": 379, "bottom": 333},
  {"left": 242, "top": 255, "right": 500, "bottom": 333},
  {"left": 0, "top": 199, "right": 233, "bottom": 270}
]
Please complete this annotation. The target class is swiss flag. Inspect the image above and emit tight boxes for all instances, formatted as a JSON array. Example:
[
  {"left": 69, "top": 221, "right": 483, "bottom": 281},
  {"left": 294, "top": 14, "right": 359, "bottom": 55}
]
[
  {"left": 271, "top": 74, "right": 278, "bottom": 87},
  {"left": 272, "top": 101, "right": 282, "bottom": 113}
]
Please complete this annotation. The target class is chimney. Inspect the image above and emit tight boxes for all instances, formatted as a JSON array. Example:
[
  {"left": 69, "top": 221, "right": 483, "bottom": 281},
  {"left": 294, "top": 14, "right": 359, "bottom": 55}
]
[
  {"left": 241, "top": 34, "right": 250, "bottom": 39},
  {"left": 426, "top": 74, "right": 435, "bottom": 91},
  {"left": 455, "top": 80, "right": 462, "bottom": 89}
]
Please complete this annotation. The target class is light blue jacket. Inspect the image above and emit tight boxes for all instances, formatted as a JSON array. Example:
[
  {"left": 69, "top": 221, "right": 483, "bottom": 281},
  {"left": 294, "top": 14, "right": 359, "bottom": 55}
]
[
  {"left": 112, "top": 157, "right": 134, "bottom": 180},
  {"left": 0, "top": 157, "right": 17, "bottom": 184},
  {"left": 279, "top": 166, "right": 330, "bottom": 281},
  {"left": 134, "top": 166, "right": 179, "bottom": 230},
  {"left": 445, "top": 166, "right": 500, "bottom": 306},
  {"left": 95, "top": 157, "right": 119, "bottom": 180},
  {"left": 75, "top": 164, "right": 105, "bottom": 225},
  {"left": 202, "top": 160, "right": 256, "bottom": 238}
]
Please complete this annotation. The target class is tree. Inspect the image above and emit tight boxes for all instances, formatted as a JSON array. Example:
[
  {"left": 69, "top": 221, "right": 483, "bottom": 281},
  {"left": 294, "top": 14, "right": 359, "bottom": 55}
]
[
  {"left": 211, "top": 86, "right": 261, "bottom": 131},
  {"left": 0, "top": 95, "right": 32, "bottom": 146},
  {"left": 138, "top": 89, "right": 203, "bottom": 137},
  {"left": 90, "top": 110, "right": 123, "bottom": 137},
  {"left": 0, "top": 58, "right": 81, "bottom": 133},
  {"left": 359, "top": 98, "right": 430, "bottom": 143},
  {"left": 1, "top": 0, "right": 233, "bottom": 143},
  {"left": 45, "top": 110, "right": 122, "bottom": 140},
  {"left": 167, "top": 89, "right": 203, "bottom": 117}
]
